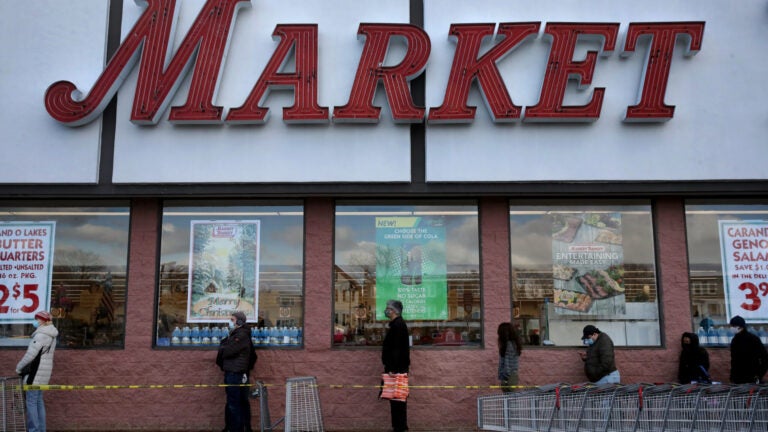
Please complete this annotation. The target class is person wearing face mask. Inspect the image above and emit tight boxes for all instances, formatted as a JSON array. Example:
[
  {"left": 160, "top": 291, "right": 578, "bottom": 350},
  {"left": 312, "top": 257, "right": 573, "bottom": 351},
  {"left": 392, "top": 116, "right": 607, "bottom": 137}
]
[
  {"left": 579, "top": 325, "right": 620, "bottom": 384},
  {"left": 678, "top": 332, "right": 710, "bottom": 384},
  {"left": 16, "top": 310, "right": 58, "bottom": 432},
  {"left": 217, "top": 311, "right": 253, "bottom": 432},
  {"left": 382, "top": 299, "right": 410, "bottom": 432},
  {"left": 728, "top": 315, "right": 768, "bottom": 384}
]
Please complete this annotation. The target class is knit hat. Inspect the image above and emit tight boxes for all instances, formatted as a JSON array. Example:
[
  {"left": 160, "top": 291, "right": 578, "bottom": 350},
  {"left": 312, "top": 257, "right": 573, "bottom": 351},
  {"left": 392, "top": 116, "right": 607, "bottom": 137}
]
[
  {"left": 386, "top": 300, "right": 403, "bottom": 315},
  {"left": 729, "top": 315, "right": 747, "bottom": 329},
  {"left": 34, "top": 311, "right": 52, "bottom": 322},
  {"left": 232, "top": 311, "right": 247, "bottom": 326},
  {"left": 582, "top": 325, "right": 600, "bottom": 339}
]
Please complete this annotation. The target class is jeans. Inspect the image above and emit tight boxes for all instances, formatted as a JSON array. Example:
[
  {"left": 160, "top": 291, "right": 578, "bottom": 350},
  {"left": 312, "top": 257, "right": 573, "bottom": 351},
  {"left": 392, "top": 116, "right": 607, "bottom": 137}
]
[
  {"left": 26, "top": 389, "right": 46, "bottom": 432},
  {"left": 595, "top": 370, "right": 621, "bottom": 385}
]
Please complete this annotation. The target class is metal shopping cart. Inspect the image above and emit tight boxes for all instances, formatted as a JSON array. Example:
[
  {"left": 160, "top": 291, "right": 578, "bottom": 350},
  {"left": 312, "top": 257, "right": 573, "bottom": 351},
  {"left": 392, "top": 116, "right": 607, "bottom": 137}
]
[
  {"left": 548, "top": 383, "right": 592, "bottom": 432},
  {"left": 604, "top": 383, "right": 647, "bottom": 432},
  {"left": 693, "top": 384, "right": 733, "bottom": 432},
  {"left": 477, "top": 384, "right": 562, "bottom": 432},
  {"left": 1, "top": 376, "right": 26, "bottom": 432},
  {"left": 662, "top": 383, "right": 706, "bottom": 432},
  {"left": 578, "top": 383, "right": 620, "bottom": 432},
  {"left": 721, "top": 384, "right": 763, "bottom": 432},
  {"left": 633, "top": 383, "right": 675, "bottom": 432},
  {"left": 251, "top": 376, "right": 324, "bottom": 432}
]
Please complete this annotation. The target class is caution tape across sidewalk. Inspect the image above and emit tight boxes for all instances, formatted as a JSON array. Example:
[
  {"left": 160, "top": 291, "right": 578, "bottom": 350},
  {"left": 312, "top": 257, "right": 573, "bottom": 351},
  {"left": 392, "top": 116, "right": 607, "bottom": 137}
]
[{"left": 21, "top": 383, "right": 536, "bottom": 391}]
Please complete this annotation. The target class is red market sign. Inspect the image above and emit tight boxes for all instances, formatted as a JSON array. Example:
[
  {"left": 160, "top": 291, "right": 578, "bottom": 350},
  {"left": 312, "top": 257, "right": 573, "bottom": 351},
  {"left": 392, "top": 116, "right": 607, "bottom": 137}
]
[{"left": 44, "top": 0, "right": 704, "bottom": 127}]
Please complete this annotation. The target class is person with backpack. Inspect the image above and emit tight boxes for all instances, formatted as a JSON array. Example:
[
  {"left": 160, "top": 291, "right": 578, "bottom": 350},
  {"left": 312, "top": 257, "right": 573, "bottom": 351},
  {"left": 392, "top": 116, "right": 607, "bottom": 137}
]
[{"left": 217, "top": 311, "right": 254, "bottom": 432}]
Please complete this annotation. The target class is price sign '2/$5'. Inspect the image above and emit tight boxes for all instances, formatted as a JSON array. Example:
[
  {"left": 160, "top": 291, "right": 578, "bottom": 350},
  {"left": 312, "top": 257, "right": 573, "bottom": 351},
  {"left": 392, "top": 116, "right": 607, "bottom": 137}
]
[
  {"left": 0, "top": 282, "right": 41, "bottom": 314},
  {"left": 738, "top": 282, "right": 768, "bottom": 312}
]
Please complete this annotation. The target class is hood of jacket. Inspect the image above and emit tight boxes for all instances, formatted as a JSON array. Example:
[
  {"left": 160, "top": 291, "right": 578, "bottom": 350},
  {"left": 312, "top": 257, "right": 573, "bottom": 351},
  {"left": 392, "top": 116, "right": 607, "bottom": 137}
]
[{"left": 34, "top": 323, "right": 59, "bottom": 340}]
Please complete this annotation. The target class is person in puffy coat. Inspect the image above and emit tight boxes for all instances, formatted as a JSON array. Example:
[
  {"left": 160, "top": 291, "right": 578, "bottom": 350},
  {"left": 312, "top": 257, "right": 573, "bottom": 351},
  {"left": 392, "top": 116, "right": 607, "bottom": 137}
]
[
  {"left": 579, "top": 325, "right": 620, "bottom": 384},
  {"left": 678, "top": 332, "right": 710, "bottom": 384},
  {"left": 218, "top": 311, "right": 252, "bottom": 432},
  {"left": 16, "top": 310, "right": 58, "bottom": 432}
]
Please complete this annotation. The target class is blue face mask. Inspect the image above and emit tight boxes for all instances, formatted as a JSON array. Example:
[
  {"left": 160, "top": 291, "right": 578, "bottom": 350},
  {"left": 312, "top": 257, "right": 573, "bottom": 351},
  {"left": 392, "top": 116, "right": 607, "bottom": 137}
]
[
  {"left": 228, "top": 321, "right": 236, "bottom": 329},
  {"left": 583, "top": 338, "right": 594, "bottom": 346},
  {"left": 32, "top": 320, "right": 40, "bottom": 329}
]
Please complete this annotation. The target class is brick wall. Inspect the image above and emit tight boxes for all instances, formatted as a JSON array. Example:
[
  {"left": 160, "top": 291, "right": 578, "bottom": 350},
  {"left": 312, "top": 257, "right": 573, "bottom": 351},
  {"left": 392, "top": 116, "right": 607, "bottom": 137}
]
[{"left": 0, "top": 197, "right": 735, "bottom": 431}]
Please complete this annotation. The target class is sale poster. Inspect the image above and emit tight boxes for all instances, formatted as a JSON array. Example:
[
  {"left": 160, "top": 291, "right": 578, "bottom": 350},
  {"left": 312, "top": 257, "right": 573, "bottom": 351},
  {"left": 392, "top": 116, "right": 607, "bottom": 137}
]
[
  {"left": 187, "top": 220, "right": 260, "bottom": 323},
  {"left": 375, "top": 217, "right": 447, "bottom": 320},
  {"left": 0, "top": 221, "right": 56, "bottom": 324},
  {"left": 719, "top": 220, "right": 768, "bottom": 323}
]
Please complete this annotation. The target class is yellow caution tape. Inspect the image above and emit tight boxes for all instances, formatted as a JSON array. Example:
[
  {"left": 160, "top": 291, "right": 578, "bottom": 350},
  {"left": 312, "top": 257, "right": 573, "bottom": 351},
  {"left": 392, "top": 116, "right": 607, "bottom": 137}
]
[{"left": 21, "top": 383, "right": 535, "bottom": 391}]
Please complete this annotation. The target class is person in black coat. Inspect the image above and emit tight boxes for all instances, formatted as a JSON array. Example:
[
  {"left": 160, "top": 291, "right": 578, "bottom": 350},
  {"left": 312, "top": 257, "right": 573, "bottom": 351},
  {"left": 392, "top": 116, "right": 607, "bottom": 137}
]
[
  {"left": 382, "top": 300, "right": 410, "bottom": 432},
  {"left": 729, "top": 315, "right": 768, "bottom": 384},
  {"left": 678, "top": 332, "right": 710, "bottom": 384},
  {"left": 218, "top": 311, "right": 253, "bottom": 432}
]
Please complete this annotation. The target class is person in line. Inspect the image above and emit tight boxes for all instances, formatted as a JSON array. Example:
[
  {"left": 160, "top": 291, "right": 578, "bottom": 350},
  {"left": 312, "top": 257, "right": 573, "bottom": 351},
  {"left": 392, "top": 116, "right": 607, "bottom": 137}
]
[
  {"left": 729, "top": 315, "right": 768, "bottom": 384},
  {"left": 382, "top": 300, "right": 410, "bottom": 432},
  {"left": 678, "top": 331, "right": 710, "bottom": 384},
  {"left": 218, "top": 311, "right": 253, "bottom": 432},
  {"left": 497, "top": 322, "right": 523, "bottom": 393},
  {"left": 16, "top": 311, "right": 58, "bottom": 432},
  {"left": 579, "top": 325, "right": 620, "bottom": 384}
]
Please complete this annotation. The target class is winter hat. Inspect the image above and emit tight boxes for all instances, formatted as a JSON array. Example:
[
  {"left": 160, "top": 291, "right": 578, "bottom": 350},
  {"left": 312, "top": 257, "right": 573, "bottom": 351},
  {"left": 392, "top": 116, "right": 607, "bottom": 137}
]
[
  {"left": 582, "top": 325, "right": 600, "bottom": 339},
  {"left": 232, "top": 311, "right": 247, "bottom": 326},
  {"left": 386, "top": 300, "right": 403, "bottom": 315},
  {"left": 34, "top": 311, "right": 52, "bottom": 322},
  {"left": 729, "top": 315, "right": 747, "bottom": 329}
]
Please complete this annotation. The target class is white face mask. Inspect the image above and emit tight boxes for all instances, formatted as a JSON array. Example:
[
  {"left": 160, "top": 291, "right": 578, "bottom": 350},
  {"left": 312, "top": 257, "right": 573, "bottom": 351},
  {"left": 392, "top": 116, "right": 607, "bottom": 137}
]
[
  {"left": 731, "top": 327, "right": 740, "bottom": 333},
  {"left": 583, "top": 338, "right": 594, "bottom": 346}
]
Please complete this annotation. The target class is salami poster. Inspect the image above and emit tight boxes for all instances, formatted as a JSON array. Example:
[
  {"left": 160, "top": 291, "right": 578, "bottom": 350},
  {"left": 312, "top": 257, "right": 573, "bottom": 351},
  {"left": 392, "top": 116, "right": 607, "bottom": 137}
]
[
  {"left": 0, "top": 221, "right": 56, "bottom": 324},
  {"left": 551, "top": 213, "right": 626, "bottom": 315},
  {"left": 187, "top": 220, "right": 260, "bottom": 323},
  {"left": 719, "top": 220, "right": 768, "bottom": 323},
  {"left": 375, "top": 217, "right": 447, "bottom": 320}
]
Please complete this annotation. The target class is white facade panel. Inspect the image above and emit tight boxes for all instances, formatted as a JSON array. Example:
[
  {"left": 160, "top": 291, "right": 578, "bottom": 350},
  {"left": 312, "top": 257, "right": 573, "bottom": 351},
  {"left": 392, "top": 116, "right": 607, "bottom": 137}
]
[
  {"left": 112, "top": 0, "right": 411, "bottom": 183},
  {"left": 0, "top": 1, "right": 107, "bottom": 183},
  {"left": 425, "top": 0, "right": 768, "bottom": 181}
]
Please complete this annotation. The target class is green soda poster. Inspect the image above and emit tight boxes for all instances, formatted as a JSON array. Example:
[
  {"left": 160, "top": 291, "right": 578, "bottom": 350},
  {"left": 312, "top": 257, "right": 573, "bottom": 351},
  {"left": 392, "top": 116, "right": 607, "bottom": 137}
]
[{"left": 375, "top": 217, "right": 447, "bottom": 320}]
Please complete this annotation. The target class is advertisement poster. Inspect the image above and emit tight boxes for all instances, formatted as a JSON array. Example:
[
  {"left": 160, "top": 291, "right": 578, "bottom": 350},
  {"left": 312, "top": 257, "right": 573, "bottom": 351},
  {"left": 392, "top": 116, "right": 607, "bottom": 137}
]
[
  {"left": 551, "top": 213, "right": 626, "bottom": 315},
  {"left": 375, "top": 217, "right": 447, "bottom": 320},
  {"left": 187, "top": 220, "right": 260, "bottom": 323},
  {"left": 0, "top": 221, "right": 56, "bottom": 324},
  {"left": 719, "top": 220, "right": 768, "bottom": 323}
]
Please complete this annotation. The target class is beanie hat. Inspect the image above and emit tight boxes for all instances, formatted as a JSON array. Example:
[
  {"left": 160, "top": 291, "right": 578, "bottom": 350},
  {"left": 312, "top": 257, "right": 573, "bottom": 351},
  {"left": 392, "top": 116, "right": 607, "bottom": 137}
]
[
  {"left": 582, "top": 325, "right": 600, "bottom": 339},
  {"left": 232, "top": 311, "right": 247, "bottom": 326},
  {"left": 35, "top": 311, "right": 52, "bottom": 322},
  {"left": 386, "top": 300, "right": 403, "bottom": 315},
  {"left": 730, "top": 315, "right": 747, "bottom": 329}
]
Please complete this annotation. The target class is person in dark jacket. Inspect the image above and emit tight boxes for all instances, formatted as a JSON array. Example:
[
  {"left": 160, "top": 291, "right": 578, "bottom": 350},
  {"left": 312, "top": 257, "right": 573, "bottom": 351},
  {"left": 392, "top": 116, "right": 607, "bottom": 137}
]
[
  {"left": 729, "top": 315, "right": 768, "bottom": 384},
  {"left": 382, "top": 300, "right": 410, "bottom": 432},
  {"left": 218, "top": 311, "right": 252, "bottom": 432},
  {"left": 579, "top": 325, "right": 620, "bottom": 384},
  {"left": 497, "top": 322, "right": 523, "bottom": 393},
  {"left": 678, "top": 332, "right": 710, "bottom": 384}
]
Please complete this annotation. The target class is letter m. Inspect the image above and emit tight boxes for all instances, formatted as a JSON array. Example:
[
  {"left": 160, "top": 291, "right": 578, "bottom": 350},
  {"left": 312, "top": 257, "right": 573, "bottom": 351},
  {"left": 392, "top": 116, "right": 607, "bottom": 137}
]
[{"left": 44, "top": 0, "right": 250, "bottom": 126}]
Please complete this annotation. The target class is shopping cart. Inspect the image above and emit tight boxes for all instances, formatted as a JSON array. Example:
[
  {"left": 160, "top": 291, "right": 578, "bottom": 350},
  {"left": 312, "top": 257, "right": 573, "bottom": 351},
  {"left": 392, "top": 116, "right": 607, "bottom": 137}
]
[
  {"left": 721, "top": 384, "right": 763, "bottom": 432},
  {"left": 662, "top": 383, "right": 706, "bottom": 432},
  {"left": 602, "top": 383, "right": 646, "bottom": 432},
  {"left": 1, "top": 376, "right": 26, "bottom": 432},
  {"left": 476, "top": 384, "right": 562, "bottom": 432},
  {"left": 251, "top": 376, "right": 324, "bottom": 432},
  {"left": 693, "top": 384, "right": 733, "bottom": 432},
  {"left": 633, "top": 383, "right": 674, "bottom": 432},
  {"left": 549, "top": 383, "right": 591, "bottom": 432},
  {"left": 578, "top": 383, "right": 620, "bottom": 432}
]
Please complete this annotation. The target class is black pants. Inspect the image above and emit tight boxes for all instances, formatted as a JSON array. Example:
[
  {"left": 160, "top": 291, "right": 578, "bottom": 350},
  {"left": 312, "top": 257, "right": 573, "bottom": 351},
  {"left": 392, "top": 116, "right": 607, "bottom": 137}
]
[
  {"left": 224, "top": 372, "right": 251, "bottom": 432},
  {"left": 390, "top": 399, "right": 408, "bottom": 432}
]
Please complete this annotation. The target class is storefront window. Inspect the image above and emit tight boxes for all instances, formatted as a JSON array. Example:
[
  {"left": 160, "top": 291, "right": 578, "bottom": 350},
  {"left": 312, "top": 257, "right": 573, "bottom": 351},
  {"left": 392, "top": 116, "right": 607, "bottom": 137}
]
[
  {"left": 156, "top": 202, "right": 303, "bottom": 348},
  {"left": 334, "top": 202, "right": 480, "bottom": 348},
  {"left": 510, "top": 202, "right": 660, "bottom": 347},
  {"left": 685, "top": 202, "right": 768, "bottom": 347},
  {"left": 0, "top": 203, "right": 130, "bottom": 348}
]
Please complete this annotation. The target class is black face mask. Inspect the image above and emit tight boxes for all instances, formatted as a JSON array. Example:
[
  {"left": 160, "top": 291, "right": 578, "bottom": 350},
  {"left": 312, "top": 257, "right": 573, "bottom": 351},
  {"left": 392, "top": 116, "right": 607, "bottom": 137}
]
[{"left": 682, "top": 343, "right": 693, "bottom": 351}]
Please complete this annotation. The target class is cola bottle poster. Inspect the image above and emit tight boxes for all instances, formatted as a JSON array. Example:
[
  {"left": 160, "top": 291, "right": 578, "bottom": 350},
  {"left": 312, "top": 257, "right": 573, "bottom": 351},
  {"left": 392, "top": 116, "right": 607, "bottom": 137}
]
[
  {"left": 375, "top": 217, "right": 447, "bottom": 320},
  {"left": 0, "top": 221, "right": 56, "bottom": 324}
]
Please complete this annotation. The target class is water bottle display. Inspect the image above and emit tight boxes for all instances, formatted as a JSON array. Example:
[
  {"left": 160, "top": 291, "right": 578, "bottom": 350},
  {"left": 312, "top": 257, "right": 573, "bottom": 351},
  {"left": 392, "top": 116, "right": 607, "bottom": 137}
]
[
  {"left": 201, "top": 326, "right": 211, "bottom": 345},
  {"left": 181, "top": 326, "right": 191, "bottom": 344},
  {"left": 211, "top": 326, "right": 222, "bottom": 345},
  {"left": 171, "top": 326, "right": 181, "bottom": 345},
  {"left": 191, "top": 326, "right": 201, "bottom": 345},
  {"left": 697, "top": 326, "right": 708, "bottom": 346}
]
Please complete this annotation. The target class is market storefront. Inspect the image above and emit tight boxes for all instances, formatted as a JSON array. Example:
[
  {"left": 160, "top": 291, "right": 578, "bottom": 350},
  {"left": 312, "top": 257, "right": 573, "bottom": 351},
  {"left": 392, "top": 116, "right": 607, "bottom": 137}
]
[{"left": 1, "top": 1, "right": 767, "bottom": 431}]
